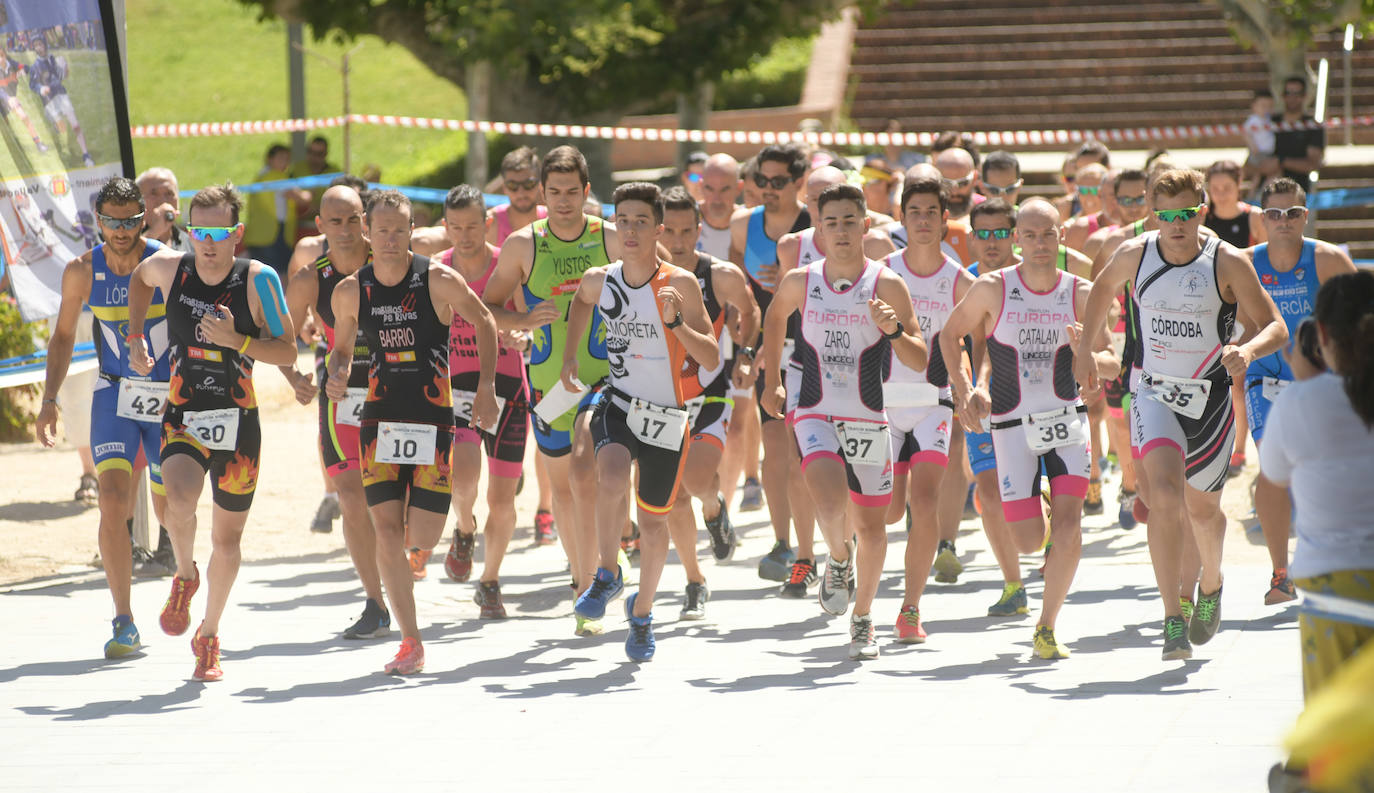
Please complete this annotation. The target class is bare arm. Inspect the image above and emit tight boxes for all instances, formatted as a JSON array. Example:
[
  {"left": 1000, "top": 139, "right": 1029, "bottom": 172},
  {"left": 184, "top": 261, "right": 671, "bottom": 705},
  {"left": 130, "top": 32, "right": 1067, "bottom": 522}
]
[
  {"left": 1075, "top": 238, "right": 1142, "bottom": 391},
  {"left": 325, "top": 277, "right": 360, "bottom": 401},
  {"left": 277, "top": 255, "right": 320, "bottom": 403},
  {"left": 234, "top": 261, "right": 297, "bottom": 366},
  {"left": 874, "top": 269, "right": 927, "bottom": 373},
  {"left": 662, "top": 268, "right": 720, "bottom": 372},
  {"left": 36, "top": 254, "right": 92, "bottom": 446},
  {"left": 1219, "top": 246, "right": 1288, "bottom": 379},
  {"left": 713, "top": 261, "right": 761, "bottom": 387},
  {"left": 1316, "top": 241, "right": 1357, "bottom": 282},
  {"left": 863, "top": 228, "right": 897, "bottom": 260},
  {"left": 560, "top": 267, "right": 606, "bottom": 391},
  {"left": 127, "top": 248, "right": 180, "bottom": 375},
  {"left": 942, "top": 275, "right": 999, "bottom": 431},
  {"left": 483, "top": 231, "right": 559, "bottom": 330},
  {"left": 759, "top": 268, "right": 806, "bottom": 418}
]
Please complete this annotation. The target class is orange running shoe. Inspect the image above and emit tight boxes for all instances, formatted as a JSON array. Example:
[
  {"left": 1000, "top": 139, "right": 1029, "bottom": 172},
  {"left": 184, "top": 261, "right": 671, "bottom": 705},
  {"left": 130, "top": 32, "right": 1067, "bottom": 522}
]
[
  {"left": 408, "top": 548, "right": 432, "bottom": 581},
  {"left": 894, "top": 604, "right": 927, "bottom": 644},
  {"left": 191, "top": 624, "right": 222, "bottom": 681},
  {"left": 159, "top": 563, "right": 199, "bottom": 636},
  {"left": 384, "top": 637, "right": 424, "bottom": 675}
]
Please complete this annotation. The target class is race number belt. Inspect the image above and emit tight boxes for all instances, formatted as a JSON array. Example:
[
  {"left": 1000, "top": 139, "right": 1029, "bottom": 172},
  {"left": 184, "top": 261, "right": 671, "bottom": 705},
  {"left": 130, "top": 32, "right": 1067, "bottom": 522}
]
[
  {"left": 1141, "top": 372, "right": 1212, "bottom": 420},
  {"left": 116, "top": 379, "right": 168, "bottom": 423},
  {"left": 183, "top": 407, "right": 239, "bottom": 451},
  {"left": 453, "top": 388, "right": 508, "bottom": 433},
  {"left": 836, "top": 419, "right": 888, "bottom": 466},
  {"left": 374, "top": 421, "right": 438, "bottom": 465},
  {"left": 1021, "top": 405, "right": 1088, "bottom": 453}
]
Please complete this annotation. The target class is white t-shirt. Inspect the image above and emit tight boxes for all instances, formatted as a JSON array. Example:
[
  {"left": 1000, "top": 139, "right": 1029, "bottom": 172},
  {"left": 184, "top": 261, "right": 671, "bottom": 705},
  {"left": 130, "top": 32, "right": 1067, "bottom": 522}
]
[
  {"left": 1259, "top": 373, "right": 1374, "bottom": 578},
  {"left": 1244, "top": 113, "right": 1276, "bottom": 157}
]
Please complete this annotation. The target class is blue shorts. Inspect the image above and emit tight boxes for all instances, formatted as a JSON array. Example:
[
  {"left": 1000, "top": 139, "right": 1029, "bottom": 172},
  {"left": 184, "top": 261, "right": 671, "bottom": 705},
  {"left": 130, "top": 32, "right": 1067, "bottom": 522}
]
[
  {"left": 1244, "top": 356, "right": 1293, "bottom": 445},
  {"left": 89, "top": 383, "right": 165, "bottom": 493},
  {"left": 965, "top": 428, "right": 997, "bottom": 476},
  {"left": 531, "top": 386, "right": 601, "bottom": 458}
]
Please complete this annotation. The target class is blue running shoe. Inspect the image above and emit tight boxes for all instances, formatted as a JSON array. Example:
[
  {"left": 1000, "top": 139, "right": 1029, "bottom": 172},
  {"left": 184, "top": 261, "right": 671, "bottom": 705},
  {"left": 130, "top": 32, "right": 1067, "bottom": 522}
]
[
  {"left": 574, "top": 565, "right": 624, "bottom": 620},
  {"left": 104, "top": 615, "right": 141, "bottom": 659},
  {"left": 624, "top": 592, "right": 655, "bottom": 661},
  {"left": 1118, "top": 489, "right": 1139, "bottom": 530}
]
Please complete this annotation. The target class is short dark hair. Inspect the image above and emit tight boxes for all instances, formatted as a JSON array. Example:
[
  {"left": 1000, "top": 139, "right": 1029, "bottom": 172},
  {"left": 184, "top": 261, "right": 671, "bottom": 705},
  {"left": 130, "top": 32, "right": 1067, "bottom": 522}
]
[
  {"left": 932, "top": 131, "right": 980, "bottom": 166},
  {"left": 502, "top": 146, "right": 540, "bottom": 175},
  {"left": 661, "top": 185, "right": 700, "bottom": 222},
  {"left": 740, "top": 156, "right": 758, "bottom": 180},
  {"left": 970, "top": 198, "right": 1015, "bottom": 229},
  {"left": 1285, "top": 76, "right": 1307, "bottom": 92},
  {"left": 541, "top": 145, "right": 589, "bottom": 187},
  {"left": 266, "top": 143, "right": 290, "bottom": 160},
  {"left": 982, "top": 150, "right": 1020, "bottom": 180},
  {"left": 757, "top": 144, "right": 805, "bottom": 181},
  {"left": 189, "top": 183, "right": 244, "bottom": 226},
  {"left": 611, "top": 182, "right": 664, "bottom": 224},
  {"left": 816, "top": 183, "right": 865, "bottom": 216},
  {"left": 308, "top": 135, "right": 328, "bottom": 148},
  {"left": 1260, "top": 177, "right": 1307, "bottom": 207},
  {"left": 94, "top": 177, "right": 145, "bottom": 216},
  {"left": 1117, "top": 168, "right": 1149, "bottom": 188},
  {"left": 444, "top": 184, "right": 485, "bottom": 213},
  {"left": 900, "top": 174, "right": 949, "bottom": 215},
  {"left": 1075, "top": 139, "right": 1111, "bottom": 167},
  {"left": 1205, "top": 160, "right": 1243, "bottom": 187},
  {"left": 365, "top": 189, "right": 412, "bottom": 223},
  {"left": 1254, "top": 88, "right": 1273, "bottom": 100}
]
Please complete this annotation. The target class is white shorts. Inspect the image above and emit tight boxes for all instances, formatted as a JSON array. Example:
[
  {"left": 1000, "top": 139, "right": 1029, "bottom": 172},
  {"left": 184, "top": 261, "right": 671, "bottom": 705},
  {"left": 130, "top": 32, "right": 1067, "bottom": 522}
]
[
  {"left": 888, "top": 404, "right": 953, "bottom": 474},
  {"left": 688, "top": 395, "right": 732, "bottom": 450},
  {"left": 794, "top": 415, "right": 893, "bottom": 507},
  {"left": 43, "top": 93, "right": 78, "bottom": 127},
  {"left": 1130, "top": 373, "right": 1234, "bottom": 493},
  {"left": 989, "top": 408, "right": 1090, "bottom": 523}
]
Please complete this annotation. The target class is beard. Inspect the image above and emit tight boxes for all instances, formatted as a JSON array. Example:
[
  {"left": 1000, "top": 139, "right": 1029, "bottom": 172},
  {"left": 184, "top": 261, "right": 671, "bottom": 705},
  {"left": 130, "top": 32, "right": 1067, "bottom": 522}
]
[{"left": 947, "top": 194, "right": 972, "bottom": 217}]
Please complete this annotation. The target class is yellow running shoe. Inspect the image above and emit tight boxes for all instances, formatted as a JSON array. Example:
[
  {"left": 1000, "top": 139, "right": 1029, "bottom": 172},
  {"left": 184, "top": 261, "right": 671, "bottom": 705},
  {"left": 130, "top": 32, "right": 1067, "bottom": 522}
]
[
  {"left": 575, "top": 615, "right": 604, "bottom": 636},
  {"left": 1033, "top": 625, "right": 1070, "bottom": 659}
]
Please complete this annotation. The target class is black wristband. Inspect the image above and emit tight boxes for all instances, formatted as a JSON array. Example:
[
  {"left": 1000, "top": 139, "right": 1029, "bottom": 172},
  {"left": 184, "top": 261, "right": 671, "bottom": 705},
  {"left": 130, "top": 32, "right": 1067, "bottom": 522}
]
[
  {"left": 665, "top": 313, "right": 684, "bottom": 329},
  {"left": 737, "top": 345, "right": 756, "bottom": 360},
  {"left": 883, "top": 321, "right": 904, "bottom": 340}
]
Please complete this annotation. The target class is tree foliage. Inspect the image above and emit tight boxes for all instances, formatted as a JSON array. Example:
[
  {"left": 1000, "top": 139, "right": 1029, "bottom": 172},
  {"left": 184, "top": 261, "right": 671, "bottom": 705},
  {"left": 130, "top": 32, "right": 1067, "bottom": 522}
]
[{"left": 1212, "top": 0, "right": 1373, "bottom": 92}]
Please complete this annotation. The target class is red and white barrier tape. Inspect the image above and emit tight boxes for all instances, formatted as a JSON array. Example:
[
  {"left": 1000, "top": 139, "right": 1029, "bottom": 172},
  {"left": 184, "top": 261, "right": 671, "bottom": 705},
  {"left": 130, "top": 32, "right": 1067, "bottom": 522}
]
[{"left": 130, "top": 113, "right": 1374, "bottom": 145}]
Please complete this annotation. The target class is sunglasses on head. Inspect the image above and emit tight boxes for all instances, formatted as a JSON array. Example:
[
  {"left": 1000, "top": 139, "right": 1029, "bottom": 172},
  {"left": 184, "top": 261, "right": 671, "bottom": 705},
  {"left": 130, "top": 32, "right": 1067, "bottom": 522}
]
[
  {"left": 972, "top": 227, "right": 1013, "bottom": 240},
  {"left": 1117, "top": 194, "right": 1147, "bottom": 207},
  {"left": 1153, "top": 206, "right": 1203, "bottom": 224},
  {"left": 1077, "top": 185, "right": 1101, "bottom": 196},
  {"left": 752, "top": 173, "right": 793, "bottom": 190},
  {"left": 983, "top": 180, "right": 1022, "bottom": 196},
  {"left": 97, "top": 211, "right": 144, "bottom": 231},
  {"left": 504, "top": 177, "right": 539, "bottom": 191},
  {"left": 187, "top": 225, "right": 238, "bottom": 242},
  {"left": 1262, "top": 206, "right": 1308, "bottom": 221}
]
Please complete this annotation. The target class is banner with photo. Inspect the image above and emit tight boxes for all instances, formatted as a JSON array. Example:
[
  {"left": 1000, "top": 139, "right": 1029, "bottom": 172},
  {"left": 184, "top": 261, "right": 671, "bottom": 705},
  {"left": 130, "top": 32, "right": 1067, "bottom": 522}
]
[{"left": 0, "top": 0, "right": 129, "bottom": 322}]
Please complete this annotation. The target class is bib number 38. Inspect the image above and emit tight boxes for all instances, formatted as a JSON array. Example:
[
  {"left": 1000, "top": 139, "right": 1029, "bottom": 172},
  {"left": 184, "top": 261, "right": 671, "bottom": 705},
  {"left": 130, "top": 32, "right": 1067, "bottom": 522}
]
[{"left": 1022, "top": 406, "right": 1087, "bottom": 453}]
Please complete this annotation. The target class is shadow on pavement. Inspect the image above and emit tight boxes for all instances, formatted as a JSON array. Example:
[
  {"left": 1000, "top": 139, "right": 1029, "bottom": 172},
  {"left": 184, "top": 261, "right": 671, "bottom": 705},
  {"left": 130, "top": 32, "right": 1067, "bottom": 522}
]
[
  {"left": 0, "top": 655, "right": 135, "bottom": 684},
  {"left": 15, "top": 680, "right": 207, "bottom": 720},
  {"left": 1010, "top": 659, "right": 1212, "bottom": 699},
  {"left": 874, "top": 652, "right": 1052, "bottom": 683},
  {"left": 0, "top": 500, "right": 94, "bottom": 521}
]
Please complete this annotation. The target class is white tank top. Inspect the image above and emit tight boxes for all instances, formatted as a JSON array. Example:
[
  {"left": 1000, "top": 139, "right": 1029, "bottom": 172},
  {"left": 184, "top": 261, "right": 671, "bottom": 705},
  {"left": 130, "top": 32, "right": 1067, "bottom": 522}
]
[
  {"left": 794, "top": 258, "right": 887, "bottom": 422},
  {"left": 797, "top": 227, "right": 824, "bottom": 268},
  {"left": 599, "top": 261, "right": 689, "bottom": 406},
  {"left": 696, "top": 219, "right": 732, "bottom": 261},
  {"left": 883, "top": 250, "right": 961, "bottom": 396},
  {"left": 1133, "top": 232, "right": 1235, "bottom": 381},
  {"left": 987, "top": 266, "right": 1083, "bottom": 419}
]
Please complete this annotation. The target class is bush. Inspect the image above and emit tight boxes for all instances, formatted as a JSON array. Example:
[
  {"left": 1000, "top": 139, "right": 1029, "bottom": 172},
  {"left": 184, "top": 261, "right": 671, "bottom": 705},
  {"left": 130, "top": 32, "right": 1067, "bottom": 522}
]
[
  {"left": 0, "top": 293, "right": 42, "bottom": 442},
  {"left": 714, "top": 36, "right": 813, "bottom": 111}
]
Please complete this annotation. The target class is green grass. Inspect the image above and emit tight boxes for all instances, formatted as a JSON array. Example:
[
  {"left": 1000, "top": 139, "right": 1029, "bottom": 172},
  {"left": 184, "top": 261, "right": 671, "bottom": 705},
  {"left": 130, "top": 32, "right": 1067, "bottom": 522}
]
[
  {"left": 126, "top": 0, "right": 468, "bottom": 192},
  {"left": 0, "top": 50, "right": 118, "bottom": 176}
]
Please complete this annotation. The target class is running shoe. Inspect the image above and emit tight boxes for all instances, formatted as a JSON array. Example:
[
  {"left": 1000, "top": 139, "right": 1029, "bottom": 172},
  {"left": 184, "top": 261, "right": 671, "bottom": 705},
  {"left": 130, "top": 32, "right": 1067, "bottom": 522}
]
[
  {"left": 624, "top": 592, "right": 655, "bottom": 661},
  {"left": 474, "top": 581, "right": 507, "bottom": 619},
  {"left": 1118, "top": 489, "right": 1139, "bottom": 530},
  {"left": 1226, "top": 452, "right": 1246, "bottom": 478},
  {"left": 574, "top": 615, "right": 604, "bottom": 636},
  {"left": 1161, "top": 616, "right": 1192, "bottom": 660},
  {"left": 779, "top": 558, "right": 818, "bottom": 598},
  {"left": 34, "top": 138, "right": 49, "bottom": 153},
  {"left": 75, "top": 473, "right": 98, "bottom": 503},
  {"left": 757, "top": 540, "right": 795, "bottom": 582},
  {"left": 445, "top": 529, "right": 476, "bottom": 582},
  {"left": 191, "top": 624, "right": 222, "bottom": 681},
  {"left": 738, "top": 477, "right": 763, "bottom": 512},
  {"left": 408, "top": 547, "right": 432, "bottom": 581},
  {"left": 574, "top": 565, "right": 624, "bottom": 620},
  {"left": 1033, "top": 625, "right": 1069, "bottom": 659},
  {"left": 104, "top": 615, "right": 141, "bottom": 659},
  {"left": 932, "top": 539, "right": 962, "bottom": 583},
  {"left": 818, "top": 553, "right": 854, "bottom": 616},
  {"left": 82, "top": 153, "right": 95, "bottom": 167},
  {"left": 1189, "top": 584, "right": 1223, "bottom": 645},
  {"left": 703, "top": 497, "right": 736, "bottom": 561},
  {"left": 987, "top": 582, "right": 1030, "bottom": 617},
  {"left": 533, "top": 510, "right": 556, "bottom": 546},
  {"left": 152, "top": 527, "right": 176, "bottom": 574},
  {"left": 848, "top": 613, "right": 879, "bottom": 660},
  {"left": 310, "top": 495, "right": 339, "bottom": 533},
  {"left": 680, "top": 580, "right": 709, "bottom": 620},
  {"left": 1083, "top": 480, "right": 1104, "bottom": 515},
  {"left": 343, "top": 598, "right": 391, "bottom": 639},
  {"left": 384, "top": 637, "right": 425, "bottom": 675},
  {"left": 1265, "top": 569, "right": 1297, "bottom": 605},
  {"left": 159, "top": 563, "right": 198, "bottom": 636},
  {"left": 894, "top": 605, "right": 926, "bottom": 644},
  {"left": 1180, "top": 596, "right": 1195, "bottom": 626}
]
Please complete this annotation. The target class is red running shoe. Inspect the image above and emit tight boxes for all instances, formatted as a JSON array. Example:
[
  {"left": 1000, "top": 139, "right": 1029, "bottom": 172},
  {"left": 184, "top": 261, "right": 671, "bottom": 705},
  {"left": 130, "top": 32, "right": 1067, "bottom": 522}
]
[
  {"left": 159, "top": 564, "right": 199, "bottom": 636},
  {"left": 384, "top": 637, "right": 424, "bottom": 675},
  {"left": 445, "top": 530, "right": 475, "bottom": 582},
  {"left": 534, "top": 510, "right": 556, "bottom": 546},
  {"left": 191, "top": 624, "right": 222, "bottom": 682},
  {"left": 408, "top": 548, "right": 432, "bottom": 581}
]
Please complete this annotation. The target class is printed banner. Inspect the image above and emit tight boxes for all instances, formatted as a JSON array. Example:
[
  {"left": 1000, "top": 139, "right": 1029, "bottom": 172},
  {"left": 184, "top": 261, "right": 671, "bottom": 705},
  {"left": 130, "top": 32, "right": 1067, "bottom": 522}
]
[{"left": 0, "top": 0, "right": 124, "bottom": 322}]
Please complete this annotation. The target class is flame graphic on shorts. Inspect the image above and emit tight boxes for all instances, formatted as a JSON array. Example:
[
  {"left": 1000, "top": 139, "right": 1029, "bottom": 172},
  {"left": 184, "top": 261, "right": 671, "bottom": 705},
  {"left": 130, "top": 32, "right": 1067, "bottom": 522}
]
[
  {"left": 413, "top": 449, "right": 451, "bottom": 493},
  {"left": 361, "top": 436, "right": 399, "bottom": 488},
  {"left": 219, "top": 451, "right": 258, "bottom": 495}
]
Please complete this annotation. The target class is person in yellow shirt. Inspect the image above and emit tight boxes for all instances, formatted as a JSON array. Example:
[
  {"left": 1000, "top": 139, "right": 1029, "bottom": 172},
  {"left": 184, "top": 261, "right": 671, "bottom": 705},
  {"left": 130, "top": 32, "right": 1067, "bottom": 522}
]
[{"left": 244, "top": 143, "right": 310, "bottom": 275}]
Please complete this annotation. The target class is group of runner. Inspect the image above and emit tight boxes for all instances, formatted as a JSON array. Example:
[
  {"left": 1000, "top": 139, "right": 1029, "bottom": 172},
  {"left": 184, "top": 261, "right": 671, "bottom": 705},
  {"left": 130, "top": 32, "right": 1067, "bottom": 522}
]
[{"left": 39, "top": 135, "right": 1354, "bottom": 678}]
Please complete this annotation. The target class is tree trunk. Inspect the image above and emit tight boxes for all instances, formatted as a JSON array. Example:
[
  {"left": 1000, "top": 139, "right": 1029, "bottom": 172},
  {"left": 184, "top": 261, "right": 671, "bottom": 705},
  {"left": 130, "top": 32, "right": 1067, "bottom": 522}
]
[
  {"left": 1213, "top": 0, "right": 1313, "bottom": 99},
  {"left": 675, "top": 80, "right": 715, "bottom": 171},
  {"left": 465, "top": 61, "right": 491, "bottom": 187},
  {"left": 489, "top": 69, "right": 620, "bottom": 199}
]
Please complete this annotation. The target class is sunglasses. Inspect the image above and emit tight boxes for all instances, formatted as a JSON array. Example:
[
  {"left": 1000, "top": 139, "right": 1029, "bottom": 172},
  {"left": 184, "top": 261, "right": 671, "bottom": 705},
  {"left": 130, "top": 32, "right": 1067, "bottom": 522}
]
[
  {"left": 972, "top": 227, "right": 1013, "bottom": 240},
  {"left": 752, "top": 173, "right": 793, "bottom": 190},
  {"left": 685, "top": 172, "right": 703, "bottom": 184},
  {"left": 1153, "top": 206, "right": 1203, "bottom": 224},
  {"left": 983, "top": 181, "right": 1022, "bottom": 196},
  {"left": 97, "top": 211, "right": 145, "bottom": 230},
  {"left": 945, "top": 172, "right": 976, "bottom": 189},
  {"left": 1262, "top": 206, "right": 1308, "bottom": 221},
  {"left": 504, "top": 177, "right": 539, "bottom": 191},
  {"left": 187, "top": 225, "right": 238, "bottom": 242},
  {"left": 1077, "top": 185, "right": 1101, "bottom": 196},
  {"left": 1117, "top": 194, "right": 1147, "bottom": 207}
]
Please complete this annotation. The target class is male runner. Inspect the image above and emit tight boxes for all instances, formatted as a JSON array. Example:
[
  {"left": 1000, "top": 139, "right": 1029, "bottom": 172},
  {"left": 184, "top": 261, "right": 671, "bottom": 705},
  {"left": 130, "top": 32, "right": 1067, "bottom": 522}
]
[
  {"left": 1244, "top": 177, "right": 1354, "bottom": 605},
  {"left": 278, "top": 184, "right": 390, "bottom": 638},
  {"left": 482, "top": 145, "right": 621, "bottom": 635},
  {"left": 436, "top": 185, "right": 531, "bottom": 618},
  {"left": 1077, "top": 169, "right": 1287, "bottom": 660},
  {"left": 37, "top": 178, "right": 171, "bottom": 658},
  {"left": 325, "top": 189, "right": 500, "bottom": 674},
  {"left": 660, "top": 186, "right": 759, "bottom": 618},
  {"left": 0, "top": 45, "right": 49, "bottom": 153},
  {"left": 1062, "top": 164, "right": 1110, "bottom": 252},
  {"left": 696, "top": 153, "right": 740, "bottom": 260},
  {"left": 128, "top": 184, "right": 299, "bottom": 681},
  {"left": 27, "top": 35, "right": 93, "bottom": 166},
  {"left": 980, "top": 151, "right": 1023, "bottom": 207},
  {"left": 487, "top": 146, "right": 548, "bottom": 246},
  {"left": 761, "top": 183, "right": 928, "bottom": 660}
]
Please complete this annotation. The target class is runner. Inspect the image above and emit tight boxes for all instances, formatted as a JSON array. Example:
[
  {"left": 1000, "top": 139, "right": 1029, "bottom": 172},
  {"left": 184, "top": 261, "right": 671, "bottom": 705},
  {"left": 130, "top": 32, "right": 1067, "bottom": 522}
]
[
  {"left": 888, "top": 164, "right": 974, "bottom": 266},
  {"left": 36, "top": 177, "right": 171, "bottom": 659},
  {"left": 324, "top": 189, "right": 500, "bottom": 674},
  {"left": 487, "top": 146, "right": 548, "bottom": 247},
  {"left": 881, "top": 172, "right": 976, "bottom": 642},
  {"left": 481, "top": 145, "right": 620, "bottom": 635},
  {"left": 127, "top": 184, "right": 299, "bottom": 681},
  {"left": 436, "top": 185, "right": 532, "bottom": 618},
  {"left": 560, "top": 182, "right": 720, "bottom": 659},
  {"left": 934, "top": 147, "right": 981, "bottom": 221},
  {"left": 942, "top": 198, "right": 1106, "bottom": 660},
  {"left": 27, "top": 35, "right": 93, "bottom": 166},
  {"left": 1243, "top": 178, "right": 1354, "bottom": 605},
  {"left": 278, "top": 184, "right": 390, "bottom": 639},
  {"left": 1062, "top": 164, "right": 1110, "bottom": 252},
  {"left": 659, "top": 186, "right": 759, "bottom": 618},
  {"left": 980, "top": 151, "right": 1023, "bottom": 207},
  {"left": 1076, "top": 168, "right": 1288, "bottom": 661},
  {"left": 761, "top": 182, "right": 929, "bottom": 660},
  {"left": 0, "top": 45, "right": 49, "bottom": 153}
]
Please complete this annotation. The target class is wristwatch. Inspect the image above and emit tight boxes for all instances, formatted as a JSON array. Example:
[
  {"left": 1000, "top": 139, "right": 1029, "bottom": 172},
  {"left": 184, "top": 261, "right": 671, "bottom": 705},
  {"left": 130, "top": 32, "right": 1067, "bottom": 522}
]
[
  {"left": 883, "top": 321, "right": 904, "bottom": 340},
  {"left": 665, "top": 313, "right": 683, "bottom": 329}
]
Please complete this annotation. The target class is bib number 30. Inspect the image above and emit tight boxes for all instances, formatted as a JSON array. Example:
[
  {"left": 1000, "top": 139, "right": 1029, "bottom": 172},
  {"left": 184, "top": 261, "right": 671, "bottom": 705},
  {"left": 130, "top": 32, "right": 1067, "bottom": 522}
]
[{"left": 184, "top": 408, "right": 240, "bottom": 451}]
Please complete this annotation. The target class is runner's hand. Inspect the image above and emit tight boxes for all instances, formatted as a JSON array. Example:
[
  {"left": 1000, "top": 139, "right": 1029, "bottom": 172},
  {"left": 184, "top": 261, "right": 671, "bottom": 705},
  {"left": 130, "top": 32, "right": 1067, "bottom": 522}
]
[
  {"left": 291, "top": 370, "right": 317, "bottom": 405},
  {"left": 471, "top": 382, "right": 500, "bottom": 433},
  {"left": 731, "top": 355, "right": 756, "bottom": 389},
  {"left": 500, "top": 329, "right": 529, "bottom": 351},
  {"left": 200, "top": 304, "right": 243, "bottom": 349},
  {"left": 1220, "top": 344, "right": 1252, "bottom": 380},
  {"left": 128, "top": 336, "right": 154, "bottom": 376},
  {"left": 756, "top": 262, "right": 780, "bottom": 290},
  {"left": 761, "top": 382, "right": 786, "bottom": 420},
  {"left": 559, "top": 358, "right": 583, "bottom": 394},
  {"left": 525, "top": 300, "right": 560, "bottom": 329},
  {"left": 656, "top": 285, "right": 683, "bottom": 323},
  {"left": 325, "top": 361, "right": 350, "bottom": 401},
  {"left": 868, "top": 298, "right": 899, "bottom": 336},
  {"left": 957, "top": 386, "right": 989, "bottom": 434},
  {"left": 1072, "top": 342, "right": 1099, "bottom": 395},
  {"left": 35, "top": 402, "right": 59, "bottom": 447}
]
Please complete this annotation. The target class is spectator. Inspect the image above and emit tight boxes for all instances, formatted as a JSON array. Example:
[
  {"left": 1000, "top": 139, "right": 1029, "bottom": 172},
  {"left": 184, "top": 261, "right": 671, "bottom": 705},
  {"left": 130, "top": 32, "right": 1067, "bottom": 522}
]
[
  {"left": 1242, "top": 89, "right": 1276, "bottom": 191},
  {"left": 859, "top": 155, "right": 897, "bottom": 219},
  {"left": 135, "top": 166, "right": 193, "bottom": 253},
  {"left": 243, "top": 143, "right": 310, "bottom": 275},
  {"left": 882, "top": 118, "right": 924, "bottom": 171},
  {"left": 681, "top": 150, "right": 708, "bottom": 203},
  {"left": 1264, "top": 76, "right": 1325, "bottom": 193},
  {"left": 287, "top": 135, "right": 339, "bottom": 238}
]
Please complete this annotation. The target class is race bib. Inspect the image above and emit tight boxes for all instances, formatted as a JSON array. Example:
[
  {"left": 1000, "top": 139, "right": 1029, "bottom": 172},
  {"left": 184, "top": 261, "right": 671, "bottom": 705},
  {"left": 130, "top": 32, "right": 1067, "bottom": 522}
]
[
  {"left": 1143, "top": 373, "right": 1211, "bottom": 420},
  {"left": 375, "top": 421, "right": 438, "bottom": 465},
  {"left": 1022, "top": 406, "right": 1087, "bottom": 453},
  {"left": 1261, "top": 377, "right": 1290, "bottom": 402},
  {"left": 884, "top": 381, "right": 940, "bottom": 409},
  {"left": 628, "top": 397, "right": 689, "bottom": 451},
  {"left": 837, "top": 420, "right": 889, "bottom": 466},
  {"left": 684, "top": 396, "right": 705, "bottom": 426},
  {"left": 452, "top": 389, "right": 508, "bottom": 432},
  {"left": 184, "top": 408, "right": 239, "bottom": 451},
  {"left": 337, "top": 387, "right": 367, "bottom": 428},
  {"left": 116, "top": 379, "right": 168, "bottom": 423}
]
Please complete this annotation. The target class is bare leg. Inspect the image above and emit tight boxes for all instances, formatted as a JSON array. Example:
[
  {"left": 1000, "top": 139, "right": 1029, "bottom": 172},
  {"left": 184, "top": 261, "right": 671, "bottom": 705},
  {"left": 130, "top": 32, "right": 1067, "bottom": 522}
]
[
  {"left": 96, "top": 469, "right": 134, "bottom": 615},
  {"left": 336, "top": 470, "right": 383, "bottom": 602},
  {"left": 479, "top": 473, "right": 520, "bottom": 582}
]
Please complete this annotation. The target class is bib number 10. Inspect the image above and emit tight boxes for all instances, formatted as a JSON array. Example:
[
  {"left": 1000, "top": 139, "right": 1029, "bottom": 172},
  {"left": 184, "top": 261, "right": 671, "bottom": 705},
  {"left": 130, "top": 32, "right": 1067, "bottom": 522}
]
[{"left": 375, "top": 421, "right": 438, "bottom": 465}]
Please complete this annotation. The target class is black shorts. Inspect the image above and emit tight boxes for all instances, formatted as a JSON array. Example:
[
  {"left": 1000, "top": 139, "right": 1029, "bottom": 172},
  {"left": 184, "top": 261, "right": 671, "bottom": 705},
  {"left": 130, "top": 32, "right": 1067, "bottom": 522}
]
[
  {"left": 451, "top": 372, "right": 528, "bottom": 479},
  {"left": 590, "top": 388, "right": 690, "bottom": 514},
  {"left": 359, "top": 421, "right": 454, "bottom": 514},
  {"left": 161, "top": 406, "right": 262, "bottom": 512}
]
